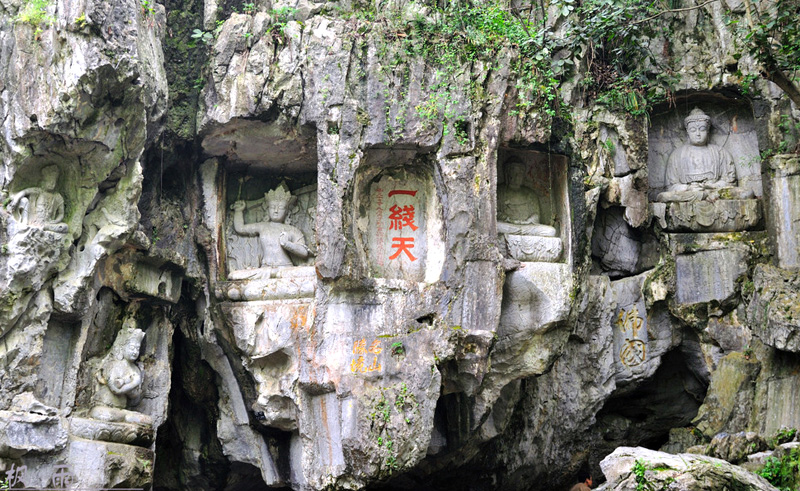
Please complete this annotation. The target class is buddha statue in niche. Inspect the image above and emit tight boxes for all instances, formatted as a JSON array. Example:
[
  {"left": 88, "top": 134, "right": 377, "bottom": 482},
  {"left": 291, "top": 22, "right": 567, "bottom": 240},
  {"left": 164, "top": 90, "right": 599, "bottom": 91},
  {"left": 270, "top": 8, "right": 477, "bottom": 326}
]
[
  {"left": 230, "top": 182, "right": 310, "bottom": 277},
  {"left": 497, "top": 160, "right": 557, "bottom": 237},
  {"left": 657, "top": 108, "right": 754, "bottom": 203},
  {"left": 7, "top": 165, "right": 68, "bottom": 234}
]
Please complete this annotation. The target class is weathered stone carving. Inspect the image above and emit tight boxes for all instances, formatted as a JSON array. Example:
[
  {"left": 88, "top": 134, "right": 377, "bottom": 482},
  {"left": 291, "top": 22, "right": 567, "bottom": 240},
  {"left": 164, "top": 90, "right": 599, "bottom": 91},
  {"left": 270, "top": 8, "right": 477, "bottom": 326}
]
[
  {"left": 497, "top": 161, "right": 562, "bottom": 262},
  {"left": 592, "top": 208, "right": 641, "bottom": 276},
  {"left": 70, "top": 321, "right": 153, "bottom": 447},
  {"left": 89, "top": 322, "right": 151, "bottom": 426},
  {"left": 657, "top": 108, "right": 754, "bottom": 203},
  {"left": 229, "top": 182, "right": 311, "bottom": 280},
  {"left": 650, "top": 108, "right": 763, "bottom": 232},
  {"left": 7, "top": 165, "right": 68, "bottom": 234}
]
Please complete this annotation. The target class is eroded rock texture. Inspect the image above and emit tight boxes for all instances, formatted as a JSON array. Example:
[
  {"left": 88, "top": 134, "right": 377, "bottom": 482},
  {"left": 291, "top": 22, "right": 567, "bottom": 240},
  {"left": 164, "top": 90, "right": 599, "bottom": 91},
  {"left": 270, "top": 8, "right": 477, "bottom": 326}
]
[{"left": 0, "top": 0, "right": 799, "bottom": 490}]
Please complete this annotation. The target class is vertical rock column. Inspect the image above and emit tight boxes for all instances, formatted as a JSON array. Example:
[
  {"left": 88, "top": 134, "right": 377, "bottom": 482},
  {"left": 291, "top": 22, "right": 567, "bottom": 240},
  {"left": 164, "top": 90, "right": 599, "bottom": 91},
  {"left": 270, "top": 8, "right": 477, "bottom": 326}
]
[{"left": 764, "top": 154, "right": 800, "bottom": 270}]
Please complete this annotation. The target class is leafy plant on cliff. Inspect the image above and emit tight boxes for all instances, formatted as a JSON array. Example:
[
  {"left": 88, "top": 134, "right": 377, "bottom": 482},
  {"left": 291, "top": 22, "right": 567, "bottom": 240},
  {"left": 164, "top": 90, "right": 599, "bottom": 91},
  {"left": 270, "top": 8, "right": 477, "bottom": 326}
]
[
  {"left": 757, "top": 447, "right": 800, "bottom": 491},
  {"left": 632, "top": 459, "right": 675, "bottom": 491},
  {"left": 403, "top": 2, "right": 566, "bottom": 119},
  {"left": 734, "top": 0, "right": 800, "bottom": 108},
  {"left": 16, "top": 0, "right": 54, "bottom": 31},
  {"left": 561, "top": 0, "right": 679, "bottom": 116}
]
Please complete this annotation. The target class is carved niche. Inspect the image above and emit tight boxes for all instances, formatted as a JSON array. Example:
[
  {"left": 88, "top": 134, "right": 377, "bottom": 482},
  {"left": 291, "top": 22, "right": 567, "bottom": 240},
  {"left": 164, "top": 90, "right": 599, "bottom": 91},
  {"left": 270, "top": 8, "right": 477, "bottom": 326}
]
[
  {"left": 71, "top": 318, "right": 154, "bottom": 447},
  {"left": 496, "top": 151, "right": 571, "bottom": 264},
  {"left": 648, "top": 102, "right": 763, "bottom": 232},
  {"left": 356, "top": 165, "right": 444, "bottom": 283},
  {"left": 220, "top": 170, "right": 317, "bottom": 301}
]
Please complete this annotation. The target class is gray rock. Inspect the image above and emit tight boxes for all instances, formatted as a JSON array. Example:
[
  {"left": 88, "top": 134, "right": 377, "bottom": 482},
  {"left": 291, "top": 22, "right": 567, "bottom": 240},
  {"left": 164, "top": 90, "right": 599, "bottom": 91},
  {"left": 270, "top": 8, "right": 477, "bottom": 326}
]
[
  {"left": 600, "top": 446, "right": 778, "bottom": 490},
  {"left": 749, "top": 264, "right": 800, "bottom": 352},
  {"left": 708, "top": 431, "right": 768, "bottom": 464},
  {"left": 592, "top": 207, "right": 641, "bottom": 276},
  {"left": 764, "top": 154, "right": 800, "bottom": 270},
  {"left": 675, "top": 247, "right": 748, "bottom": 305},
  {"left": 693, "top": 352, "right": 761, "bottom": 437}
]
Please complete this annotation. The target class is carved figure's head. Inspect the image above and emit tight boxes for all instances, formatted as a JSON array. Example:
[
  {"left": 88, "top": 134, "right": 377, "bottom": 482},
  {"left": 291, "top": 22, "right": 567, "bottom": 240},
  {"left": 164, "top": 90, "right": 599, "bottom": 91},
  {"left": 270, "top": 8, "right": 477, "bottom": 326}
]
[
  {"left": 684, "top": 108, "right": 711, "bottom": 146},
  {"left": 110, "top": 325, "right": 146, "bottom": 362},
  {"left": 41, "top": 165, "right": 60, "bottom": 191},
  {"left": 264, "top": 182, "right": 296, "bottom": 223},
  {"left": 504, "top": 160, "right": 527, "bottom": 188}
]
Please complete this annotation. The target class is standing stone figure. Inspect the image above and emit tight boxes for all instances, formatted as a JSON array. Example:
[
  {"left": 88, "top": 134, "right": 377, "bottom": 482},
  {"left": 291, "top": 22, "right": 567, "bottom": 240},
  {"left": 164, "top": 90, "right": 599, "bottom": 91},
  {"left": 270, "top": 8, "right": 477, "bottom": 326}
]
[
  {"left": 231, "top": 182, "right": 310, "bottom": 268},
  {"left": 7, "top": 165, "right": 68, "bottom": 233},
  {"left": 497, "top": 161, "right": 557, "bottom": 237},
  {"left": 657, "top": 108, "right": 754, "bottom": 202},
  {"left": 89, "top": 322, "right": 152, "bottom": 425}
]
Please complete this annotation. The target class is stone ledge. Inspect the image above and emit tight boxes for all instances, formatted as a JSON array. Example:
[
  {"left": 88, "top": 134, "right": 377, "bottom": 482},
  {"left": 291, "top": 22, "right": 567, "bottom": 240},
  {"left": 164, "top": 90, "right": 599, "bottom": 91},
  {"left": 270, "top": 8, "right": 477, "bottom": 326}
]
[
  {"left": 217, "top": 266, "right": 316, "bottom": 301},
  {"left": 69, "top": 417, "right": 153, "bottom": 448}
]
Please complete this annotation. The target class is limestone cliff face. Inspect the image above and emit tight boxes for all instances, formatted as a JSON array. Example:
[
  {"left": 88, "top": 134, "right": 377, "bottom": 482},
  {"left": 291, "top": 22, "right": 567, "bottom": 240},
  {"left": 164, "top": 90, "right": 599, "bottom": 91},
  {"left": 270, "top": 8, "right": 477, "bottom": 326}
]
[{"left": 0, "top": 0, "right": 798, "bottom": 490}]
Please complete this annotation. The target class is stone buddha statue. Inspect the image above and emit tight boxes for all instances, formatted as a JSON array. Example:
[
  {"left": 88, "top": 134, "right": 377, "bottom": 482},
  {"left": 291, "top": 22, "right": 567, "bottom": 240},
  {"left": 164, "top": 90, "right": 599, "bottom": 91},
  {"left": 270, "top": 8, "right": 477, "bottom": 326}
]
[
  {"left": 8, "top": 165, "right": 68, "bottom": 234},
  {"left": 230, "top": 182, "right": 311, "bottom": 275},
  {"left": 657, "top": 108, "right": 754, "bottom": 203},
  {"left": 89, "top": 322, "right": 152, "bottom": 426},
  {"left": 497, "top": 161, "right": 557, "bottom": 237}
]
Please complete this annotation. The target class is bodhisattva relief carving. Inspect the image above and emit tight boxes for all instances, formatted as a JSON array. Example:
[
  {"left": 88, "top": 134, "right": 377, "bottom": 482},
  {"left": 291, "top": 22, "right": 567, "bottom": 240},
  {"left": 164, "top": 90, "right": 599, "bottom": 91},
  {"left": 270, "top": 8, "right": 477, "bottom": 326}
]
[
  {"left": 70, "top": 320, "right": 154, "bottom": 447},
  {"left": 7, "top": 165, "right": 68, "bottom": 234},
  {"left": 229, "top": 182, "right": 312, "bottom": 280},
  {"left": 657, "top": 108, "right": 754, "bottom": 203},
  {"left": 89, "top": 322, "right": 151, "bottom": 426},
  {"left": 497, "top": 160, "right": 562, "bottom": 262}
]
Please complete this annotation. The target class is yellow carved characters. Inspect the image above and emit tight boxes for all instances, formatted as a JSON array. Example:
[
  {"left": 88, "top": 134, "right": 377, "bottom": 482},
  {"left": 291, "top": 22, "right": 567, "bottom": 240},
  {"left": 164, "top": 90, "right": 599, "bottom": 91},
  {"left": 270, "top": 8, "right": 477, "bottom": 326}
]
[
  {"left": 616, "top": 306, "right": 646, "bottom": 367},
  {"left": 350, "top": 338, "right": 382, "bottom": 373}
]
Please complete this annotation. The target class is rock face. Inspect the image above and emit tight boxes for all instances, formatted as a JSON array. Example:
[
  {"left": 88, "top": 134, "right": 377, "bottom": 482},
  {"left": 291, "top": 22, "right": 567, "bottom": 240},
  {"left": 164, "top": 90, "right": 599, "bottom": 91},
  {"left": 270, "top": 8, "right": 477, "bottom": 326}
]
[
  {"left": 599, "top": 447, "right": 778, "bottom": 490},
  {"left": 0, "top": 0, "right": 798, "bottom": 490}
]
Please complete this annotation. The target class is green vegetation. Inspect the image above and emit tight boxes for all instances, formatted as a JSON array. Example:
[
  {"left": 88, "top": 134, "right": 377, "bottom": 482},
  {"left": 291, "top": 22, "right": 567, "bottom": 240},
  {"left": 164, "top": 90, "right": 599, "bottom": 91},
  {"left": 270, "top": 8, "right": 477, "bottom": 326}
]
[
  {"left": 191, "top": 28, "right": 215, "bottom": 45},
  {"left": 730, "top": 0, "right": 800, "bottom": 108},
  {"left": 268, "top": 6, "right": 299, "bottom": 39},
  {"left": 757, "top": 447, "right": 800, "bottom": 491},
  {"left": 562, "top": 0, "right": 679, "bottom": 116},
  {"left": 772, "top": 427, "right": 799, "bottom": 447},
  {"left": 368, "top": 382, "right": 420, "bottom": 475},
  {"left": 16, "top": 0, "right": 54, "bottom": 36},
  {"left": 141, "top": 0, "right": 156, "bottom": 16},
  {"left": 74, "top": 12, "right": 87, "bottom": 29},
  {"left": 632, "top": 459, "right": 674, "bottom": 491},
  {"left": 402, "top": 3, "right": 566, "bottom": 123}
]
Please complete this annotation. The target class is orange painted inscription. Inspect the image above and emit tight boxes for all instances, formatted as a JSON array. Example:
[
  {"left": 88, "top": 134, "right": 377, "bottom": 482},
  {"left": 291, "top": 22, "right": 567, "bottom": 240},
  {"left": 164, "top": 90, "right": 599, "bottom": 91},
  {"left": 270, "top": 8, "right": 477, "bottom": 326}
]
[{"left": 350, "top": 338, "right": 382, "bottom": 373}]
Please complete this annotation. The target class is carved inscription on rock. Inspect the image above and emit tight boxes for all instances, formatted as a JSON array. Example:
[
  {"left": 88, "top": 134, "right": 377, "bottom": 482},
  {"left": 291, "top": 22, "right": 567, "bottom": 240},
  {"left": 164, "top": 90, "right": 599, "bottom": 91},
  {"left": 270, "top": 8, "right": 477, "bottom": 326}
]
[
  {"left": 350, "top": 338, "right": 382, "bottom": 374},
  {"left": 362, "top": 169, "right": 443, "bottom": 282},
  {"left": 616, "top": 306, "right": 646, "bottom": 367}
]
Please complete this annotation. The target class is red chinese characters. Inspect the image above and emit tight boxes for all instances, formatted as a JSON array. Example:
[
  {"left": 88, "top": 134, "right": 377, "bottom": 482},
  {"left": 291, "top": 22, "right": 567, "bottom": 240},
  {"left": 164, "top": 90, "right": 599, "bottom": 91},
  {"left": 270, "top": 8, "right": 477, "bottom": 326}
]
[
  {"left": 388, "top": 205, "right": 419, "bottom": 232},
  {"left": 387, "top": 190, "right": 419, "bottom": 262}
]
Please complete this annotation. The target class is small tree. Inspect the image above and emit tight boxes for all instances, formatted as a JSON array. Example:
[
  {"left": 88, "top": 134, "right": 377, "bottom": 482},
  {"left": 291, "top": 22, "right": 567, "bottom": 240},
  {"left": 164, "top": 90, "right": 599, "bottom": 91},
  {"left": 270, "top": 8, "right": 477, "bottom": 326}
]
[{"left": 740, "top": 0, "right": 800, "bottom": 107}]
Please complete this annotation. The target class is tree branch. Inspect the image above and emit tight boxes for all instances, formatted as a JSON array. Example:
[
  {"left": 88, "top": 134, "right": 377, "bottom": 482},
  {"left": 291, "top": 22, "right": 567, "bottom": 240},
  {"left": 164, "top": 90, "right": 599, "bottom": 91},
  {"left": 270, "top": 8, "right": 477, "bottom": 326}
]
[
  {"left": 632, "top": 0, "right": 720, "bottom": 25},
  {"left": 762, "top": 63, "right": 800, "bottom": 108}
]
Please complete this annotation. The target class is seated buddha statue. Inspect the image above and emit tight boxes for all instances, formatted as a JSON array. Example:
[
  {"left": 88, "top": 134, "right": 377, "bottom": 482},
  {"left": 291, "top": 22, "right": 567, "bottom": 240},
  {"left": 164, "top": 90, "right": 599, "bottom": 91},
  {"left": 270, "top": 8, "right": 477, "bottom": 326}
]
[
  {"left": 497, "top": 161, "right": 557, "bottom": 237},
  {"left": 656, "top": 108, "right": 754, "bottom": 203}
]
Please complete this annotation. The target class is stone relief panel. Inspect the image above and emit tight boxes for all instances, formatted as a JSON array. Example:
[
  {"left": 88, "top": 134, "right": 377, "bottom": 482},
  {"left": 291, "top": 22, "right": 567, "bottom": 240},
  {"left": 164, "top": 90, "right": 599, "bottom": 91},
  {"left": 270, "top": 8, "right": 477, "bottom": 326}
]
[
  {"left": 225, "top": 173, "right": 316, "bottom": 275},
  {"left": 71, "top": 317, "right": 154, "bottom": 448},
  {"left": 496, "top": 151, "right": 571, "bottom": 264},
  {"left": 648, "top": 102, "right": 763, "bottom": 232},
  {"left": 357, "top": 166, "right": 444, "bottom": 283},
  {"left": 219, "top": 170, "right": 317, "bottom": 301},
  {"left": 1, "top": 164, "right": 72, "bottom": 337}
]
